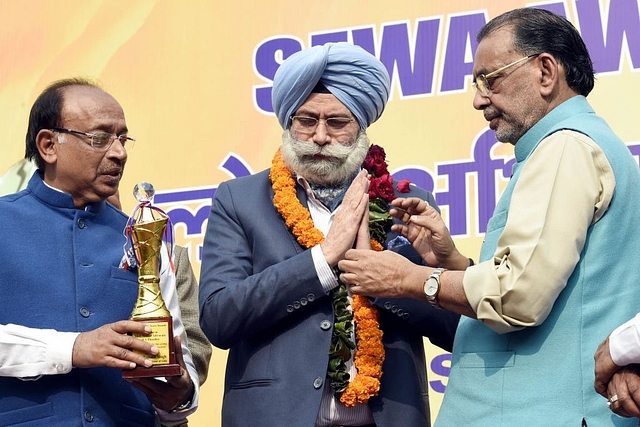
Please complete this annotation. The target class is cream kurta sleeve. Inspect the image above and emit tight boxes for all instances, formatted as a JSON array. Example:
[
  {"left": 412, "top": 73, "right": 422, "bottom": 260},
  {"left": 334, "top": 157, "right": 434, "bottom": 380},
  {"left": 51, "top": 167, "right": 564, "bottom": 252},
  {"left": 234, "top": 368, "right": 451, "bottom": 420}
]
[{"left": 463, "top": 130, "right": 615, "bottom": 334}]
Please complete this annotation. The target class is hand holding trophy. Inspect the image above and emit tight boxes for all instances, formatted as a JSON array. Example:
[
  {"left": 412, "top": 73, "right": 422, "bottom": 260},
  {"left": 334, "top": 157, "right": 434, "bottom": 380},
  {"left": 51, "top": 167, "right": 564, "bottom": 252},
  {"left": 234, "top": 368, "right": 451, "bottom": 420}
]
[{"left": 122, "top": 182, "right": 181, "bottom": 378}]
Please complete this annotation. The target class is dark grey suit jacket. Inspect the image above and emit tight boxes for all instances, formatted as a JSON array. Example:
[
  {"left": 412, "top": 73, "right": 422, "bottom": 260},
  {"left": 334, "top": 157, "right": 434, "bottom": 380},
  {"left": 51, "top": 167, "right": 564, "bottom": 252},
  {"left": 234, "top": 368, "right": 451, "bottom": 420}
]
[{"left": 199, "top": 169, "right": 459, "bottom": 427}]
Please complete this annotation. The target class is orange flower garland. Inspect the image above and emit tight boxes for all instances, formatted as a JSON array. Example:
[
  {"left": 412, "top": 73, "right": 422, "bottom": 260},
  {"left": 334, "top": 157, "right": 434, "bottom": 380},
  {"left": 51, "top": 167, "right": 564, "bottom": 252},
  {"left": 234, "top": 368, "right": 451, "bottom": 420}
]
[{"left": 269, "top": 148, "right": 384, "bottom": 407}]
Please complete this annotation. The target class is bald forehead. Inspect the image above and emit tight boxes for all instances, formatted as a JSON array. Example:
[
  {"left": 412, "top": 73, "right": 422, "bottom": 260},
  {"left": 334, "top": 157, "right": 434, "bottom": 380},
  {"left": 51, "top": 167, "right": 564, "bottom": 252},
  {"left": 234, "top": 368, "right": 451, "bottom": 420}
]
[
  {"left": 60, "top": 85, "right": 116, "bottom": 108},
  {"left": 59, "top": 85, "right": 125, "bottom": 124}
]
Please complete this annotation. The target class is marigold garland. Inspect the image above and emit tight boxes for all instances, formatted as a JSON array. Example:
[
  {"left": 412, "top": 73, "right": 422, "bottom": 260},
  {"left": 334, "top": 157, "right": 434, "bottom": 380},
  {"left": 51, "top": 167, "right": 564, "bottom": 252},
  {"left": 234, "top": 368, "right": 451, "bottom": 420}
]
[{"left": 269, "top": 148, "right": 385, "bottom": 407}]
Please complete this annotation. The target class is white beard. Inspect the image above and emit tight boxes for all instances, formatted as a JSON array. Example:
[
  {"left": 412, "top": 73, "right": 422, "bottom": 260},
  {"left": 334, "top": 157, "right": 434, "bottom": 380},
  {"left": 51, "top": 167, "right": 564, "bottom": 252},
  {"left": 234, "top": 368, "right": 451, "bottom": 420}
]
[{"left": 280, "top": 130, "right": 370, "bottom": 186}]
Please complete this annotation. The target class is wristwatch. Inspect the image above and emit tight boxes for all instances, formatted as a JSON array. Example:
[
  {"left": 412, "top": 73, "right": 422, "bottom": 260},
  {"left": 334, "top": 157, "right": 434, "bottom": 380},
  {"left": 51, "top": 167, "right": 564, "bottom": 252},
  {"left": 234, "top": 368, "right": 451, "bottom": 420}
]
[
  {"left": 170, "top": 382, "right": 195, "bottom": 413},
  {"left": 424, "top": 268, "right": 446, "bottom": 307}
]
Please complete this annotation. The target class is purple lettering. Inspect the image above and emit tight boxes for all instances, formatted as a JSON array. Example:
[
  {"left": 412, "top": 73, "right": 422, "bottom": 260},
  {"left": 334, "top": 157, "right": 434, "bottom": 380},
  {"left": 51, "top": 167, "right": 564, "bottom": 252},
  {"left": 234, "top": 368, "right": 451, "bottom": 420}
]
[
  {"left": 435, "top": 160, "right": 474, "bottom": 236},
  {"left": 576, "top": 0, "right": 640, "bottom": 73},
  {"left": 533, "top": 2, "right": 568, "bottom": 17},
  {"left": 254, "top": 37, "right": 303, "bottom": 113},
  {"left": 429, "top": 353, "right": 452, "bottom": 393},
  {"left": 351, "top": 28, "right": 377, "bottom": 55},
  {"left": 310, "top": 31, "right": 348, "bottom": 46},
  {"left": 440, "top": 13, "right": 485, "bottom": 92},
  {"left": 252, "top": 3, "right": 636, "bottom": 114},
  {"left": 379, "top": 19, "right": 440, "bottom": 97}
]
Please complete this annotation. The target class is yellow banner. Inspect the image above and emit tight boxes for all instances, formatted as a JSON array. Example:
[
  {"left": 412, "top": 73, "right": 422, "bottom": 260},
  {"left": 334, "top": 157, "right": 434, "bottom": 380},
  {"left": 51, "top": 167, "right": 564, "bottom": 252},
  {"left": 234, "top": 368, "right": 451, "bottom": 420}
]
[{"left": 1, "top": 1, "right": 639, "bottom": 424}]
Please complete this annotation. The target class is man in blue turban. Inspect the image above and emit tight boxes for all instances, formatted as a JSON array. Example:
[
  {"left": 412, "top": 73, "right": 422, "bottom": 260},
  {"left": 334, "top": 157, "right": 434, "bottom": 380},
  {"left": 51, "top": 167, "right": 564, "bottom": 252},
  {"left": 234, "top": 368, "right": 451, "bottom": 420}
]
[
  {"left": 272, "top": 42, "right": 390, "bottom": 131},
  {"left": 199, "top": 42, "right": 459, "bottom": 427}
]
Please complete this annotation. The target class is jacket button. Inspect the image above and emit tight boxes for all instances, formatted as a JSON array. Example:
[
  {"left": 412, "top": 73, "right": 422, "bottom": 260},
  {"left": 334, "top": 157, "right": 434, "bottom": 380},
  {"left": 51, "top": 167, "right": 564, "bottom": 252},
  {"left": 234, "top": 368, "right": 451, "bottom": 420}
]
[
  {"left": 313, "top": 377, "right": 323, "bottom": 389},
  {"left": 286, "top": 305, "right": 294, "bottom": 313},
  {"left": 293, "top": 301, "right": 301, "bottom": 309},
  {"left": 300, "top": 297, "right": 308, "bottom": 306},
  {"left": 80, "top": 307, "right": 91, "bottom": 318},
  {"left": 77, "top": 218, "right": 86, "bottom": 229},
  {"left": 307, "top": 293, "right": 315, "bottom": 302},
  {"left": 84, "top": 410, "right": 94, "bottom": 422},
  {"left": 383, "top": 301, "right": 392, "bottom": 309},
  {"left": 320, "top": 320, "right": 332, "bottom": 330}
]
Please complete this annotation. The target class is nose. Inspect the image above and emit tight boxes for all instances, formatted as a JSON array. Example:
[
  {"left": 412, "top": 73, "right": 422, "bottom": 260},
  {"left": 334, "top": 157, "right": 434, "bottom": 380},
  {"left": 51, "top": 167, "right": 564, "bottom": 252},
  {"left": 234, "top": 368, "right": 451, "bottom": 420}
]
[
  {"left": 106, "top": 137, "right": 128, "bottom": 160},
  {"left": 311, "top": 120, "right": 332, "bottom": 146},
  {"left": 472, "top": 89, "right": 490, "bottom": 111}
]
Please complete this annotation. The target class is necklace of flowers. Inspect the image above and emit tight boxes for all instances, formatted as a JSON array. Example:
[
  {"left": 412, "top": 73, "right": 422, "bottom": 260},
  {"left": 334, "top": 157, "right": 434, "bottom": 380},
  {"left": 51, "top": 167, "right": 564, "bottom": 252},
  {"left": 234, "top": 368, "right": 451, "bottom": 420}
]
[{"left": 270, "top": 145, "right": 407, "bottom": 407}]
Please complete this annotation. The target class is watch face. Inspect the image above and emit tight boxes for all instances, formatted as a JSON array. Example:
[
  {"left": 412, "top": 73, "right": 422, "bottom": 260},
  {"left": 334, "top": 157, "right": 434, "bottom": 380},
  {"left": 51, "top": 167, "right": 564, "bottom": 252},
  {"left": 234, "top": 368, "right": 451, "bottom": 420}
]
[{"left": 426, "top": 278, "right": 438, "bottom": 297}]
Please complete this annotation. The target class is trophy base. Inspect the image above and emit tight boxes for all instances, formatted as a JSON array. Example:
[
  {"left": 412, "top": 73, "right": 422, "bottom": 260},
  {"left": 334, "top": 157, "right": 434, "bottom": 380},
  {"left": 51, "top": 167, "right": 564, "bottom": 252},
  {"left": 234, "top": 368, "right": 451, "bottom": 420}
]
[
  {"left": 122, "top": 316, "right": 181, "bottom": 379},
  {"left": 122, "top": 363, "right": 182, "bottom": 378}
]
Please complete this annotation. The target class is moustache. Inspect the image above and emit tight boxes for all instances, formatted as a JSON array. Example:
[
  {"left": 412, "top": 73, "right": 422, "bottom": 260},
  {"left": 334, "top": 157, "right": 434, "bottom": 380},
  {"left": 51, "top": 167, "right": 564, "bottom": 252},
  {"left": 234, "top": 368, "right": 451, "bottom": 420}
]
[{"left": 289, "top": 139, "right": 355, "bottom": 160}]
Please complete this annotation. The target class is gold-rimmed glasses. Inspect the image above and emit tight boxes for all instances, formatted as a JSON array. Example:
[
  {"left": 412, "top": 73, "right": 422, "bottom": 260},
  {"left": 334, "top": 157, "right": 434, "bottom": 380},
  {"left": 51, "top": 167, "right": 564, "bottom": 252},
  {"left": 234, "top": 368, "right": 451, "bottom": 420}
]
[{"left": 473, "top": 53, "right": 540, "bottom": 96}]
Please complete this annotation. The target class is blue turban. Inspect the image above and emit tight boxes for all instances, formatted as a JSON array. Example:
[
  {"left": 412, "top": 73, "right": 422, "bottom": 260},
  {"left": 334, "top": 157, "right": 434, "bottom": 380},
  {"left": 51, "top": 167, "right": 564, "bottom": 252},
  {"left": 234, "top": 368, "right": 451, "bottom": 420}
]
[{"left": 272, "top": 42, "right": 390, "bottom": 130}]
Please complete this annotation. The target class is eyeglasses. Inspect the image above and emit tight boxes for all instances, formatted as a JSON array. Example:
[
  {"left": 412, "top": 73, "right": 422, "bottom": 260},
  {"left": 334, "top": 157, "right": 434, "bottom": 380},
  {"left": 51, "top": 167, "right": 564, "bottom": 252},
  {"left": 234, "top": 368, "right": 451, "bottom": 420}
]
[
  {"left": 290, "top": 115, "right": 355, "bottom": 135},
  {"left": 50, "top": 127, "right": 135, "bottom": 151},
  {"left": 473, "top": 53, "right": 540, "bottom": 96}
]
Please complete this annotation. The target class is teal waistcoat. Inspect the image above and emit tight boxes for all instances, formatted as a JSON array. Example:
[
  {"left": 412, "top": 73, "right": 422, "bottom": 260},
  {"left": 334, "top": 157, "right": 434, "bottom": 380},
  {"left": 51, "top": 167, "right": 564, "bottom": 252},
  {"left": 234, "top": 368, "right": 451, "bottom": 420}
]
[{"left": 435, "top": 96, "right": 640, "bottom": 427}]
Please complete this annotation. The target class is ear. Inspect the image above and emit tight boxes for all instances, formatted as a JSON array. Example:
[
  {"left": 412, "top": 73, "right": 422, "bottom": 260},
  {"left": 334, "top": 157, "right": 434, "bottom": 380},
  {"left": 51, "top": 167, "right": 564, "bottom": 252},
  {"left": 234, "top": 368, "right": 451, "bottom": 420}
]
[
  {"left": 36, "top": 129, "right": 58, "bottom": 166},
  {"left": 538, "top": 53, "right": 559, "bottom": 97}
]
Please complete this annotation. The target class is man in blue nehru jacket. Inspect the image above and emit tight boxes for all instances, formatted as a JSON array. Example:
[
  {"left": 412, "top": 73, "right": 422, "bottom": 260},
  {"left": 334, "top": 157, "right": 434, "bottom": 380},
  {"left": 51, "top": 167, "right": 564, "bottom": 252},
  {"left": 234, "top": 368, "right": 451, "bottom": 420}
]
[
  {"left": 199, "top": 42, "right": 459, "bottom": 427},
  {"left": 0, "top": 78, "right": 198, "bottom": 426}
]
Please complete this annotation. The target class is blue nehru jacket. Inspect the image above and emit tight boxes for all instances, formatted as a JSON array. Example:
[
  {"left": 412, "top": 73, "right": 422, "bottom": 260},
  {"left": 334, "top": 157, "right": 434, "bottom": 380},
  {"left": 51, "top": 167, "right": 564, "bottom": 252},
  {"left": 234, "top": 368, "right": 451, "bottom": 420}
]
[{"left": 0, "top": 173, "right": 155, "bottom": 426}]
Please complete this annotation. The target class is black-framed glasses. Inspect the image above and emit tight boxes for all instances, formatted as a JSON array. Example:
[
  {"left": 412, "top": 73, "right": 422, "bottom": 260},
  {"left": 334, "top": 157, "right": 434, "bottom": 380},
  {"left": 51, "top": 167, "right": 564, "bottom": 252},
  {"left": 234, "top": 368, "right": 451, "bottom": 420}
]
[
  {"left": 50, "top": 127, "right": 135, "bottom": 151},
  {"left": 473, "top": 53, "right": 540, "bottom": 96},
  {"left": 290, "top": 115, "right": 355, "bottom": 135}
]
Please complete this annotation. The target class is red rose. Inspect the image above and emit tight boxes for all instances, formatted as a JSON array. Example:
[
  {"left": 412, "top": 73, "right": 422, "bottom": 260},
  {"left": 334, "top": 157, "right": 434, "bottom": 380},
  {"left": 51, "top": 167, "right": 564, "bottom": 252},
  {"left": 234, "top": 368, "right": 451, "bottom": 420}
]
[
  {"left": 396, "top": 179, "right": 411, "bottom": 193},
  {"left": 369, "top": 173, "right": 395, "bottom": 203},
  {"left": 363, "top": 145, "right": 389, "bottom": 177}
]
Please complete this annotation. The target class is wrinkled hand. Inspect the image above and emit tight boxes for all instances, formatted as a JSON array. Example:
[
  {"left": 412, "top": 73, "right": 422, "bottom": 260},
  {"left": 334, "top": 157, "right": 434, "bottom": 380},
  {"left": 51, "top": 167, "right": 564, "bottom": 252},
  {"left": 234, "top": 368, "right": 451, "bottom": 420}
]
[
  {"left": 127, "top": 336, "right": 194, "bottom": 412},
  {"left": 338, "top": 249, "right": 424, "bottom": 300},
  {"left": 390, "top": 197, "right": 466, "bottom": 269},
  {"left": 604, "top": 365, "right": 640, "bottom": 418},
  {"left": 72, "top": 320, "right": 158, "bottom": 370},
  {"left": 321, "top": 170, "right": 370, "bottom": 266},
  {"left": 595, "top": 337, "right": 621, "bottom": 397}
]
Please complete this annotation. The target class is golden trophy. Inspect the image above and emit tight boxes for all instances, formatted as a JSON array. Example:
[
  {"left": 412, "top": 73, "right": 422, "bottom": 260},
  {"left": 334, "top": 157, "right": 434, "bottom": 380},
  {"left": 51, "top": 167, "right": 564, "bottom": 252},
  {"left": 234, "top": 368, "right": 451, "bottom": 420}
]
[{"left": 122, "top": 182, "right": 181, "bottom": 378}]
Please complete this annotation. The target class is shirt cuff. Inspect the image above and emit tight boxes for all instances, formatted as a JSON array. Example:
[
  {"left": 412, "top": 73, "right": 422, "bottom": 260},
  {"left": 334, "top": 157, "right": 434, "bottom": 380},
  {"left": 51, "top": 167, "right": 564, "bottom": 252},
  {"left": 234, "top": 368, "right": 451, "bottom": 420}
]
[
  {"left": 46, "top": 331, "right": 79, "bottom": 375},
  {"left": 610, "top": 313, "right": 640, "bottom": 366},
  {"left": 0, "top": 325, "right": 78, "bottom": 379},
  {"left": 311, "top": 245, "right": 339, "bottom": 293}
]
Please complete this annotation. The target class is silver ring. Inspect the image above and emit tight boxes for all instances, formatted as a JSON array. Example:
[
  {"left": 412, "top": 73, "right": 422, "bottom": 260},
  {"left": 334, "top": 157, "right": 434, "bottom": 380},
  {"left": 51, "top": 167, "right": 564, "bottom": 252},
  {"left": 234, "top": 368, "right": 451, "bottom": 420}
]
[{"left": 609, "top": 394, "right": 619, "bottom": 405}]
